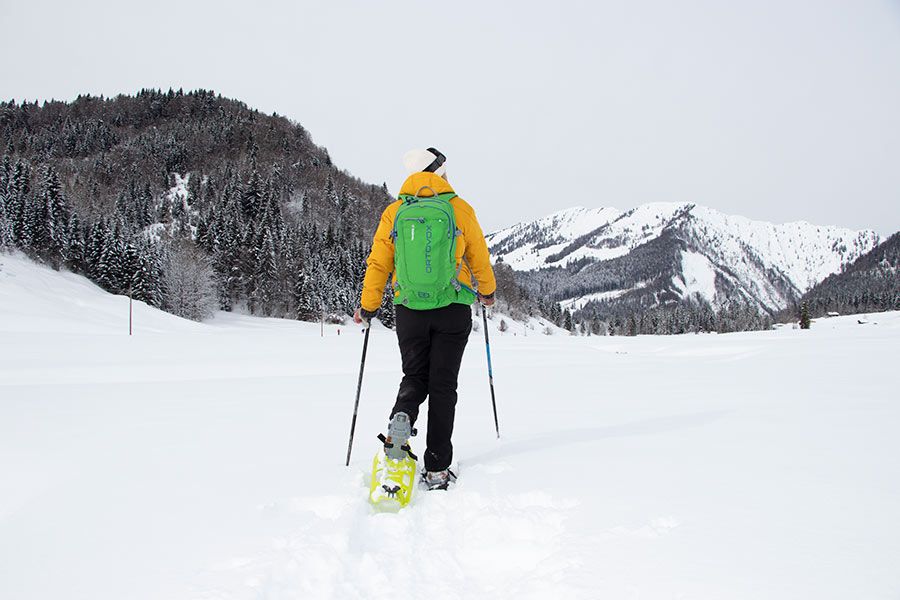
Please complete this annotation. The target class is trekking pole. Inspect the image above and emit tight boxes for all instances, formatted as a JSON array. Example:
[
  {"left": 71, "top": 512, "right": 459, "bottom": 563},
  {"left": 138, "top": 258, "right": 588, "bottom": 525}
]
[
  {"left": 345, "top": 321, "right": 371, "bottom": 466},
  {"left": 481, "top": 305, "right": 500, "bottom": 439}
]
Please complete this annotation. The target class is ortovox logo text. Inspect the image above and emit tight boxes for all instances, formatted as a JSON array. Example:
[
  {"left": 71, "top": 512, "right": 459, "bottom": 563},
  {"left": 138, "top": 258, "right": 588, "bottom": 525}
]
[{"left": 424, "top": 225, "right": 433, "bottom": 273}]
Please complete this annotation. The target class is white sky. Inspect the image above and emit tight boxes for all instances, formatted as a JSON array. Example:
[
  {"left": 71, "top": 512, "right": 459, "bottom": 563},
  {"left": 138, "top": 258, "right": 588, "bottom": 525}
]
[{"left": 1, "top": 0, "right": 898, "bottom": 235}]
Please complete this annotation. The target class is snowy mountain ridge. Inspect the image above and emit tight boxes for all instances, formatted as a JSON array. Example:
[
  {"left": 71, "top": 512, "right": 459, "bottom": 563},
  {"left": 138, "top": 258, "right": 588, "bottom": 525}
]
[{"left": 488, "top": 203, "right": 881, "bottom": 313}]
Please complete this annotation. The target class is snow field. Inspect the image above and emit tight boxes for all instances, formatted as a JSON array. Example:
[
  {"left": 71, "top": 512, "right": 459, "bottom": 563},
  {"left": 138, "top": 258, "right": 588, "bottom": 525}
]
[{"left": 2, "top": 253, "right": 899, "bottom": 599}]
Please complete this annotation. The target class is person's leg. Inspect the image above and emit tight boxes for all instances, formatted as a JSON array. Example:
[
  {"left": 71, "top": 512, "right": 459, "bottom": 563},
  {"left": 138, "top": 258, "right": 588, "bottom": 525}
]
[
  {"left": 391, "top": 305, "right": 431, "bottom": 426},
  {"left": 424, "top": 303, "right": 472, "bottom": 471}
]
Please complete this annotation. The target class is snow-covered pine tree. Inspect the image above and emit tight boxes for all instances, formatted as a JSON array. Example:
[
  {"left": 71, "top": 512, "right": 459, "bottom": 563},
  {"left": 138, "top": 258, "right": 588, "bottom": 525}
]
[
  {"left": 65, "top": 213, "right": 85, "bottom": 273},
  {"left": 96, "top": 224, "right": 125, "bottom": 293},
  {"left": 43, "top": 166, "right": 71, "bottom": 269},
  {"left": 156, "top": 177, "right": 172, "bottom": 223},
  {"left": 0, "top": 153, "right": 10, "bottom": 194},
  {"left": 294, "top": 270, "right": 319, "bottom": 321},
  {"left": 0, "top": 191, "right": 12, "bottom": 250},
  {"left": 115, "top": 190, "right": 131, "bottom": 226},
  {"left": 136, "top": 183, "right": 153, "bottom": 229},
  {"left": 799, "top": 301, "right": 811, "bottom": 329},
  {"left": 121, "top": 241, "right": 141, "bottom": 293},
  {"left": 551, "top": 301, "right": 562, "bottom": 326},
  {"left": 25, "top": 167, "right": 53, "bottom": 262},
  {"left": 84, "top": 220, "right": 105, "bottom": 281},
  {"left": 9, "top": 160, "right": 30, "bottom": 247},
  {"left": 324, "top": 175, "right": 339, "bottom": 208},
  {"left": 250, "top": 229, "right": 278, "bottom": 315},
  {"left": 627, "top": 315, "right": 638, "bottom": 336},
  {"left": 241, "top": 160, "right": 264, "bottom": 220},
  {"left": 379, "top": 283, "right": 395, "bottom": 329},
  {"left": 130, "top": 240, "right": 164, "bottom": 308}
]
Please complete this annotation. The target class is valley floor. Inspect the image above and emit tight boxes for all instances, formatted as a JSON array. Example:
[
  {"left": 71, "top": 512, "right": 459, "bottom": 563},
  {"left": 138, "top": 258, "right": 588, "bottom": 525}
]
[{"left": 1, "top": 254, "right": 899, "bottom": 599}]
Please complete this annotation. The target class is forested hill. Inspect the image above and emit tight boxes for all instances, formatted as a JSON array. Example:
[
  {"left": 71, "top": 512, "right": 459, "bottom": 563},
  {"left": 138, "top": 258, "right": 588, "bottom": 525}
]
[
  {"left": 0, "top": 90, "right": 395, "bottom": 322},
  {"left": 793, "top": 233, "right": 900, "bottom": 318}
]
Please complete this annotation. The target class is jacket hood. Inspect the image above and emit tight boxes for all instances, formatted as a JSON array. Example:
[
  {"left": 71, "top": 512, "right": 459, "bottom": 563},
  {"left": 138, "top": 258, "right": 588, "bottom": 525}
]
[{"left": 398, "top": 171, "right": 455, "bottom": 197}]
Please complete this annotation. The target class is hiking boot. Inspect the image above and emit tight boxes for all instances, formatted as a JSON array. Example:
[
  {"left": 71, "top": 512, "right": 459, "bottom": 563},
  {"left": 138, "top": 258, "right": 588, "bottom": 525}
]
[{"left": 423, "top": 468, "right": 457, "bottom": 491}]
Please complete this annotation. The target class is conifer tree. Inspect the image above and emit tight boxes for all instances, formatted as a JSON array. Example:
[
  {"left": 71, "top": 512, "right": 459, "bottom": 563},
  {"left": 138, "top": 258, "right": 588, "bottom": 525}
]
[
  {"left": 379, "top": 283, "right": 396, "bottom": 329},
  {"left": 0, "top": 192, "right": 12, "bottom": 249},
  {"left": 241, "top": 161, "right": 263, "bottom": 220},
  {"left": 10, "top": 160, "right": 32, "bottom": 248},
  {"left": 294, "top": 270, "right": 318, "bottom": 321},
  {"left": 136, "top": 183, "right": 154, "bottom": 228},
  {"left": 115, "top": 190, "right": 131, "bottom": 225},
  {"left": 130, "top": 240, "right": 163, "bottom": 307},
  {"left": 627, "top": 315, "right": 638, "bottom": 336},
  {"left": 97, "top": 224, "right": 124, "bottom": 293},
  {"left": 324, "top": 175, "right": 338, "bottom": 207},
  {"left": 45, "top": 167, "right": 70, "bottom": 268},
  {"left": 250, "top": 229, "right": 278, "bottom": 314},
  {"left": 85, "top": 220, "right": 106, "bottom": 281},
  {"left": 65, "top": 214, "right": 85, "bottom": 273},
  {"left": 799, "top": 301, "right": 811, "bottom": 330},
  {"left": 0, "top": 153, "right": 10, "bottom": 194},
  {"left": 121, "top": 242, "right": 141, "bottom": 293}
]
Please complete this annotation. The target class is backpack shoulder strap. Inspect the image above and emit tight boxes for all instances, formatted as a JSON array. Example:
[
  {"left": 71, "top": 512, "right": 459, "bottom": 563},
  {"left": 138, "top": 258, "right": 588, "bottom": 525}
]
[{"left": 410, "top": 186, "right": 457, "bottom": 202}]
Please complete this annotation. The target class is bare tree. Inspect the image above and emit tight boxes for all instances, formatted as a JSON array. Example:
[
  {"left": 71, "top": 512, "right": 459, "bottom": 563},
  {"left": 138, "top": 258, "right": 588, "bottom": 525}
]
[{"left": 162, "top": 241, "right": 216, "bottom": 321}]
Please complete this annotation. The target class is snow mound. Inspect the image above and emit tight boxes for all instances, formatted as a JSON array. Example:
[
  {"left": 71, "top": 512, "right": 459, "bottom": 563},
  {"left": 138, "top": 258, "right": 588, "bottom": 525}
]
[{"left": 0, "top": 252, "right": 205, "bottom": 335}]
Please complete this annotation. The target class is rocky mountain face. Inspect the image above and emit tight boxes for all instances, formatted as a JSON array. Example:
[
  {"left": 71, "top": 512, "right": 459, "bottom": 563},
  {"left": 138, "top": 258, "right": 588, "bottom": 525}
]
[{"left": 487, "top": 204, "right": 881, "bottom": 317}]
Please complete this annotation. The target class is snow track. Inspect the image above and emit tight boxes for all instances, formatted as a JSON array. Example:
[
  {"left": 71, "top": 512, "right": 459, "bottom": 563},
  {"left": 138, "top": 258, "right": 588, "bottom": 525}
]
[{"left": 201, "top": 474, "right": 579, "bottom": 600}]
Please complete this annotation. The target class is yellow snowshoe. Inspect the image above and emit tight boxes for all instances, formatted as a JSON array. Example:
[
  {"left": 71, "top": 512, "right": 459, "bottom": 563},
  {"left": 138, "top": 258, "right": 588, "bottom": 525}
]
[{"left": 368, "top": 412, "right": 418, "bottom": 512}]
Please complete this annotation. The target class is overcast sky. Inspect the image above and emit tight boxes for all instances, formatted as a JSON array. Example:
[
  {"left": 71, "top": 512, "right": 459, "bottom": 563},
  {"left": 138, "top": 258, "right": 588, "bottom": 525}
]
[{"left": 2, "top": 0, "right": 898, "bottom": 235}]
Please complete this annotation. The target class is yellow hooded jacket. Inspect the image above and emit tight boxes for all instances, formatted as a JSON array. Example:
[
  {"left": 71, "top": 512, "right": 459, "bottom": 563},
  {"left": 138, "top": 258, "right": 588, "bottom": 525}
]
[{"left": 361, "top": 172, "right": 496, "bottom": 312}]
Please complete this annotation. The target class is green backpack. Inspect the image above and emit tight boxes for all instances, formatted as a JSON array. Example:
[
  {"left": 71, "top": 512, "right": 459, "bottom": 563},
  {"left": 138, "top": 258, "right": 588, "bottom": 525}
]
[{"left": 391, "top": 187, "right": 475, "bottom": 310}]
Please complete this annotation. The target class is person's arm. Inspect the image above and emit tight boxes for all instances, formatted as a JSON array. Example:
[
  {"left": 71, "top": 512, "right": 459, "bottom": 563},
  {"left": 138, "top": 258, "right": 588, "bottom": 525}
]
[
  {"left": 359, "top": 204, "right": 396, "bottom": 314},
  {"left": 459, "top": 200, "right": 497, "bottom": 299}
]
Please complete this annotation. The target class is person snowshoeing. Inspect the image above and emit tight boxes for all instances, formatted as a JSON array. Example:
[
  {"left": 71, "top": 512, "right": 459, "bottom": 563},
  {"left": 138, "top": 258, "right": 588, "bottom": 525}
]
[{"left": 354, "top": 147, "right": 496, "bottom": 490}]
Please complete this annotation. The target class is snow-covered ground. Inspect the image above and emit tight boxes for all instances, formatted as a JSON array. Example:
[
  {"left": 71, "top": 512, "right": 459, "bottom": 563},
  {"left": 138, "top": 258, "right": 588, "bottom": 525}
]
[{"left": 2, "top": 253, "right": 899, "bottom": 600}]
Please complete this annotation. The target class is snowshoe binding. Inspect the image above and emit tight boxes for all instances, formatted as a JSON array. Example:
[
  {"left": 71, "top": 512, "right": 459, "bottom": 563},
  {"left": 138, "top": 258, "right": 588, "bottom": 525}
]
[{"left": 369, "top": 412, "right": 418, "bottom": 511}]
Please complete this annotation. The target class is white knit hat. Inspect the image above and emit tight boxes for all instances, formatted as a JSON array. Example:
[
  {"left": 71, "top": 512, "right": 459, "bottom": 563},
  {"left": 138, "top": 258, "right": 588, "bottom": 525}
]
[{"left": 403, "top": 147, "right": 447, "bottom": 177}]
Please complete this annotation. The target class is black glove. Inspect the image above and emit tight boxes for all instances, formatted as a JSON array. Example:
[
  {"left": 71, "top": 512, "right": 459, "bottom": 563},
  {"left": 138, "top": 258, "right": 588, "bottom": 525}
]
[
  {"left": 478, "top": 292, "right": 495, "bottom": 307},
  {"left": 355, "top": 307, "right": 379, "bottom": 324}
]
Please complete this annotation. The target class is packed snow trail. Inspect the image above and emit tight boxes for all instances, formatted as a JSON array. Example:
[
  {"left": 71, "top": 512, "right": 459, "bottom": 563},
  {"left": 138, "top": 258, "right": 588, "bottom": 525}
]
[{"left": 1, "top": 254, "right": 899, "bottom": 599}]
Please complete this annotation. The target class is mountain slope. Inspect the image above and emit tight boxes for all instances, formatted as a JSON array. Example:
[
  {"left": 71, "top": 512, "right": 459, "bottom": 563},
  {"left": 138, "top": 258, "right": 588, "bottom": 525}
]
[
  {"left": 488, "top": 204, "right": 880, "bottom": 314},
  {"left": 794, "top": 232, "right": 900, "bottom": 317}
]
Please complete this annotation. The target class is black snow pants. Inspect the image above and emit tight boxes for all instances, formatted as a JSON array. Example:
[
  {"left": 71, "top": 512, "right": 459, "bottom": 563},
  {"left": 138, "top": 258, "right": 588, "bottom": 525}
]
[{"left": 391, "top": 302, "right": 472, "bottom": 472}]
